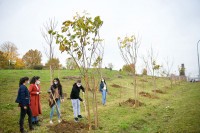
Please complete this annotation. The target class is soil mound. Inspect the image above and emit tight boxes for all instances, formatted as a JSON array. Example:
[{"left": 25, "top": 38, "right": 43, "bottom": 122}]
[
  {"left": 139, "top": 91, "right": 158, "bottom": 99},
  {"left": 152, "top": 89, "right": 165, "bottom": 94},
  {"left": 111, "top": 84, "right": 123, "bottom": 88},
  {"left": 48, "top": 120, "right": 88, "bottom": 133},
  {"left": 120, "top": 98, "right": 143, "bottom": 107},
  {"left": 62, "top": 76, "right": 81, "bottom": 80}
]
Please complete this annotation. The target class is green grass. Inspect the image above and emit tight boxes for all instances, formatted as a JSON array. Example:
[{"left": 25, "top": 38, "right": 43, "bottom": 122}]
[{"left": 0, "top": 69, "right": 199, "bottom": 133}]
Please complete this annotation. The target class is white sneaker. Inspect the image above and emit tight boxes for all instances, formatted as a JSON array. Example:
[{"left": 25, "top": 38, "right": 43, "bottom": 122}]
[
  {"left": 58, "top": 119, "right": 61, "bottom": 123},
  {"left": 50, "top": 120, "right": 53, "bottom": 124}
]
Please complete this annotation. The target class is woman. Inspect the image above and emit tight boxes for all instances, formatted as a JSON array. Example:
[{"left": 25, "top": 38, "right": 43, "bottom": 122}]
[
  {"left": 48, "top": 78, "right": 64, "bottom": 124},
  {"left": 99, "top": 78, "right": 108, "bottom": 105},
  {"left": 15, "top": 77, "right": 34, "bottom": 133},
  {"left": 70, "top": 80, "right": 85, "bottom": 122},
  {"left": 29, "top": 76, "right": 42, "bottom": 126}
]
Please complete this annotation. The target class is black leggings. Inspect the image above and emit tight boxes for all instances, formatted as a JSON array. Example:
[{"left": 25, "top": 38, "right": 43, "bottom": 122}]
[{"left": 19, "top": 106, "right": 33, "bottom": 131}]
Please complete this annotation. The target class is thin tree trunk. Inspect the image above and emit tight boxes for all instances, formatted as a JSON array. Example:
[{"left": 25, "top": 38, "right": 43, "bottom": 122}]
[
  {"left": 84, "top": 75, "right": 91, "bottom": 130},
  {"left": 94, "top": 79, "right": 98, "bottom": 128}
]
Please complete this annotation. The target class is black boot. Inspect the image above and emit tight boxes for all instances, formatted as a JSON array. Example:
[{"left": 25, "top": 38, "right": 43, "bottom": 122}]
[
  {"left": 78, "top": 115, "right": 83, "bottom": 118},
  {"left": 74, "top": 117, "right": 79, "bottom": 122},
  {"left": 20, "top": 128, "right": 27, "bottom": 133},
  {"left": 32, "top": 121, "right": 35, "bottom": 125},
  {"left": 35, "top": 121, "right": 41, "bottom": 126},
  {"left": 29, "top": 126, "right": 34, "bottom": 131}
]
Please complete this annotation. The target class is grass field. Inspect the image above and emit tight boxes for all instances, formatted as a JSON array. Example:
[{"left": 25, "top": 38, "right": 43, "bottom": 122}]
[{"left": 0, "top": 69, "right": 200, "bottom": 133}]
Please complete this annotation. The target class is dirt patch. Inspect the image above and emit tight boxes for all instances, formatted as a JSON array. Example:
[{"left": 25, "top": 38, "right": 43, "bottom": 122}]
[
  {"left": 139, "top": 91, "right": 158, "bottom": 99},
  {"left": 119, "top": 98, "right": 143, "bottom": 107},
  {"left": 111, "top": 84, "right": 123, "bottom": 88},
  {"left": 139, "top": 79, "right": 148, "bottom": 82},
  {"left": 62, "top": 76, "right": 81, "bottom": 80},
  {"left": 48, "top": 120, "right": 88, "bottom": 133},
  {"left": 152, "top": 89, "right": 165, "bottom": 94}
]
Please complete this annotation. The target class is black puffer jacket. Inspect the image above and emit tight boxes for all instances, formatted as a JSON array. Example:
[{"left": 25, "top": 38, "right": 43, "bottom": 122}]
[{"left": 70, "top": 83, "right": 85, "bottom": 101}]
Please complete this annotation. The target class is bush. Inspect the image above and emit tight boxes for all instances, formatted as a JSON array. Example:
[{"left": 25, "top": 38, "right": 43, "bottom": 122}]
[{"left": 33, "top": 65, "right": 43, "bottom": 70}]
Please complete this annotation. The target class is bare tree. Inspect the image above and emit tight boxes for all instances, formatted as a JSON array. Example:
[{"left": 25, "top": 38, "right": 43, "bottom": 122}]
[
  {"left": 117, "top": 34, "right": 140, "bottom": 107},
  {"left": 147, "top": 46, "right": 161, "bottom": 95},
  {"left": 163, "top": 57, "right": 174, "bottom": 88},
  {"left": 41, "top": 18, "right": 58, "bottom": 81}
]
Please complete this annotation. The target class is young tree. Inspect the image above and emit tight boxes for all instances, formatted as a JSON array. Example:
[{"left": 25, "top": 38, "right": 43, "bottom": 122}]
[
  {"left": 0, "top": 41, "right": 18, "bottom": 68},
  {"left": 147, "top": 47, "right": 161, "bottom": 95},
  {"left": 49, "top": 12, "right": 104, "bottom": 129},
  {"left": 22, "top": 49, "right": 42, "bottom": 68},
  {"left": 0, "top": 51, "right": 8, "bottom": 69},
  {"left": 41, "top": 18, "right": 58, "bottom": 81},
  {"left": 163, "top": 57, "right": 174, "bottom": 88},
  {"left": 117, "top": 34, "right": 140, "bottom": 107}
]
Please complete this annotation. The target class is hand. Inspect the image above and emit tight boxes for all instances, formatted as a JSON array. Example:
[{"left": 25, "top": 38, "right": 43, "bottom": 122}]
[
  {"left": 82, "top": 92, "right": 85, "bottom": 94},
  {"left": 24, "top": 106, "right": 27, "bottom": 110},
  {"left": 36, "top": 92, "right": 39, "bottom": 95},
  {"left": 61, "top": 99, "right": 64, "bottom": 102}
]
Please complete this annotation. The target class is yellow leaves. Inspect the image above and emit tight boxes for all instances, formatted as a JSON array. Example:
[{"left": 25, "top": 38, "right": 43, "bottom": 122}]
[{"left": 59, "top": 44, "right": 65, "bottom": 52}]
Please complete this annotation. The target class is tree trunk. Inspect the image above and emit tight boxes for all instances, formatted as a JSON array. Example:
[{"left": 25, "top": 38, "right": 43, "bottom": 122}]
[
  {"left": 134, "top": 74, "right": 138, "bottom": 107},
  {"left": 94, "top": 79, "right": 99, "bottom": 128},
  {"left": 84, "top": 75, "right": 91, "bottom": 130}
]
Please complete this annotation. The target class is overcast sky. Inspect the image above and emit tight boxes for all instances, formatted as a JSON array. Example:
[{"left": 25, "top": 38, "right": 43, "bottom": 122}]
[{"left": 0, "top": 0, "right": 200, "bottom": 76}]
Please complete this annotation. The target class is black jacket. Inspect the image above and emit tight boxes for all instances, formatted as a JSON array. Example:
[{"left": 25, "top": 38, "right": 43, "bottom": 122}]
[{"left": 70, "top": 83, "right": 85, "bottom": 101}]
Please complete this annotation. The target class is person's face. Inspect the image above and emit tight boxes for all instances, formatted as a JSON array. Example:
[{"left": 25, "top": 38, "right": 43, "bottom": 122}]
[
  {"left": 77, "top": 83, "right": 81, "bottom": 87},
  {"left": 25, "top": 80, "right": 30, "bottom": 85},
  {"left": 102, "top": 78, "right": 104, "bottom": 82},
  {"left": 36, "top": 79, "right": 40, "bottom": 84},
  {"left": 54, "top": 80, "right": 58, "bottom": 85}
]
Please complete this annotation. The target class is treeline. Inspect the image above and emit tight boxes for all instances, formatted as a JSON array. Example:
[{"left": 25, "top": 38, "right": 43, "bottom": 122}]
[{"left": 0, "top": 41, "right": 61, "bottom": 70}]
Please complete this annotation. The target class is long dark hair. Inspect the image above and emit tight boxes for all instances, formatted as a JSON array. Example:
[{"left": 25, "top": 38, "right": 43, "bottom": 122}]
[
  {"left": 19, "top": 77, "right": 29, "bottom": 87},
  {"left": 101, "top": 79, "right": 106, "bottom": 85},
  {"left": 53, "top": 78, "right": 62, "bottom": 88},
  {"left": 30, "top": 76, "right": 40, "bottom": 84}
]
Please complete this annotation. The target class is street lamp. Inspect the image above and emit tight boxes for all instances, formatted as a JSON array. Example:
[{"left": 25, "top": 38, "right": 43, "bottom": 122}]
[{"left": 197, "top": 40, "right": 200, "bottom": 79}]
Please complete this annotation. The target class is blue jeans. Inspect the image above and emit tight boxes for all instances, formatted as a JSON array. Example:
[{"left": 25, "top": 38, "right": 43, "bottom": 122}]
[
  {"left": 102, "top": 90, "right": 107, "bottom": 105},
  {"left": 50, "top": 99, "right": 61, "bottom": 120},
  {"left": 32, "top": 116, "right": 38, "bottom": 122}
]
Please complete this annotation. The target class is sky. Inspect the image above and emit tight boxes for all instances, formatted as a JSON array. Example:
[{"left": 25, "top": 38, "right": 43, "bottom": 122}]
[{"left": 0, "top": 0, "right": 200, "bottom": 77}]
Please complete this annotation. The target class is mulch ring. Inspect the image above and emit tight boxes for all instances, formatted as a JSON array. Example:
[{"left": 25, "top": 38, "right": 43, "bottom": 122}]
[
  {"left": 152, "top": 89, "right": 165, "bottom": 94},
  {"left": 48, "top": 120, "right": 89, "bottom": 133},
  {"left": 139, "top": 91, "right": 158, "bottom": 99},
  {"left": 119, "top": 98, "right": 143, "bottom": 107},
  {"left": 111, "top": 84, "right": 123, "bottom": 88},
  {"left": 62, "top": 76, "right": 81, "bottom": 80}
]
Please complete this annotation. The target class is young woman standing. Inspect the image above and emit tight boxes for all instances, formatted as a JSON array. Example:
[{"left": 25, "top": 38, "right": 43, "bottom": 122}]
[
  {"left": 49, "top": 78, "right": 64, "bottom": 124},
  {"left": 29, "top": 76, "right": 42, "bottom": 126},
  {"left": 99, "top": 78, "right": 108, "bottom": 105},
  {"left": 16, "top": 77, "right": 34, "bottom": 133}
]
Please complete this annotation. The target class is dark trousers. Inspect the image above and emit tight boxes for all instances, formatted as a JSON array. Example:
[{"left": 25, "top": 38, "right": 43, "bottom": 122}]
[{"left": 19, "top": 106, "right": 33, "bottom": 131}]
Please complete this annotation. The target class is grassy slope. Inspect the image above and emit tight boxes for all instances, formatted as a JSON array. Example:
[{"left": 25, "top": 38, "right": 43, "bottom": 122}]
[{"left": 0, "top": 70, "right": 199, "bottom": 133}]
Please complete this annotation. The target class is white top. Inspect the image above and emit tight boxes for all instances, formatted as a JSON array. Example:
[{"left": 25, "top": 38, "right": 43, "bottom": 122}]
[{"left": 103, "top": 83, "right": 107, "bottom": 90}]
